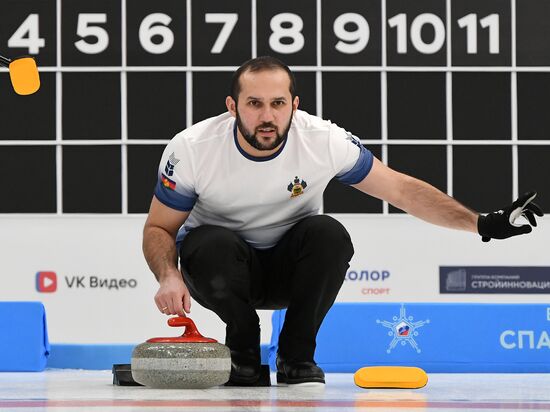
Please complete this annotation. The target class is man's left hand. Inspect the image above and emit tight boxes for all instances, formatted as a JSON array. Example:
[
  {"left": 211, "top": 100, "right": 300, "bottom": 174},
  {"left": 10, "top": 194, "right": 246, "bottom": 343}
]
[{"left": 477, "top": 191, "right": 544, "bottom": 242}]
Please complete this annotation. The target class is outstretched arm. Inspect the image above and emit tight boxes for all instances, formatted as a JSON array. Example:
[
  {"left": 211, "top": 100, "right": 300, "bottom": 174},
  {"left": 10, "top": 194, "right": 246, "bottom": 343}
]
[
  {"left": 352, "top": 157, "right": 478, "bottom": 232},
  {"left": 352, "top": 157, "right": 543, "bottom": 240},
  {"left": 143, "top": 196, "right": 191, "bottom": 316}
]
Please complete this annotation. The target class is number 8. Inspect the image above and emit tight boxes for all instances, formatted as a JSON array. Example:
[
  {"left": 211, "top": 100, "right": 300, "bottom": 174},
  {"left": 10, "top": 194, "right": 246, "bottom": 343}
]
[{"left": 269, "top": 13, "right": 305, "bottom": 54}]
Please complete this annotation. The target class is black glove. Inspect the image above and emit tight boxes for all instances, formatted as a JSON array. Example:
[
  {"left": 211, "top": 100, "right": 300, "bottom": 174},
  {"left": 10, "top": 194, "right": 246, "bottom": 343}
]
[{"left": 477, "top": 191, "right": 544, "bottom": 242}]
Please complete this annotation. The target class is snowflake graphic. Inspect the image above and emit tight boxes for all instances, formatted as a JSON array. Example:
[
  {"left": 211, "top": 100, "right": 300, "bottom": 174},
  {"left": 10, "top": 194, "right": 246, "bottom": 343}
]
[{"left": 376, "top": 304, "right": 430, "bottom": 354}]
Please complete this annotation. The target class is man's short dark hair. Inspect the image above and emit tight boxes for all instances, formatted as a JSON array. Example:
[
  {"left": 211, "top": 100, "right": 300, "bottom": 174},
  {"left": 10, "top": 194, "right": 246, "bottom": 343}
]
[{"left": 230, "top": 56, "right": 296, "bottom": 102}]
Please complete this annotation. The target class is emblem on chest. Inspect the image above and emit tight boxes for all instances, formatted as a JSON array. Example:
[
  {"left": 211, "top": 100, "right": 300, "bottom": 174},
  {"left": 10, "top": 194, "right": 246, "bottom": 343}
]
[{"left": 287, "top": 176, "right": 308, "bottom": 198}]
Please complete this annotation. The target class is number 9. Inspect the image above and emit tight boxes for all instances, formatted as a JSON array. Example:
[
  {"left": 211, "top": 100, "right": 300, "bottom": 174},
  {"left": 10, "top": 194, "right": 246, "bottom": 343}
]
[{"left": 334, "top": 13, "right": 370, "bottom": 54}]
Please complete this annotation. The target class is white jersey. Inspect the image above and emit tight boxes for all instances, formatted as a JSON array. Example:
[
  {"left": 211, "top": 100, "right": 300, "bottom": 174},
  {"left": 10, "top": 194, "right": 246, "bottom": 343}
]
[{"left": 155, "top": 110, "right": 373, "bottom": 249}]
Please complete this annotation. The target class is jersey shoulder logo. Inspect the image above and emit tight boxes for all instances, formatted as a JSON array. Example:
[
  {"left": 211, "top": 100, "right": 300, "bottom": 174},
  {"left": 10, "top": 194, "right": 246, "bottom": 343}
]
[
  {"left": 287, "top": 176, "right": 307, "bottom": 198},
  {"left": 345, "top": 131, "right": 362, "bottom": 149},
  {"left": 164, "top": 152, "right": 180, "bottom": 176}
]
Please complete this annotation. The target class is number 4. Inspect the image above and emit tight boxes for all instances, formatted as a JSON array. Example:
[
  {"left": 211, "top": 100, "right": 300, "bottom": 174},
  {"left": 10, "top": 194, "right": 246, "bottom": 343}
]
[
  {"left": 8, "top": 14, "right": 45, "bottom": 55},
  {"left": 205, "top": 13, "right": 238, "bottom": 54}
]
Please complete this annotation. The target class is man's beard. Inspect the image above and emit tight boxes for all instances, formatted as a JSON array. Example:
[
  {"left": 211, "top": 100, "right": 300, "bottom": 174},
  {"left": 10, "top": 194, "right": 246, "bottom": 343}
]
[{"left": 236, "top": 110, "right": 292, "bottom": 151}]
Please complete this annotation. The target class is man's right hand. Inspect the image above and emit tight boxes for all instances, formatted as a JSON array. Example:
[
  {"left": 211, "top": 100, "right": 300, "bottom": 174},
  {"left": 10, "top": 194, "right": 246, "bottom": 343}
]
[{"left": 154, "top": 269, "right": 191, "bottom": 316}]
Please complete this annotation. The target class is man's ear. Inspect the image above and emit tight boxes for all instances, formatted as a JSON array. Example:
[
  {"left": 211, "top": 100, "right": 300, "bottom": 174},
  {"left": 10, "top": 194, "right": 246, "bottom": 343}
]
[
  {"left": 292, "top": 95, "right": 299, "bottom": 113},
  {"left": 226, "top": 96, "right": 237, "bottom": 117}
]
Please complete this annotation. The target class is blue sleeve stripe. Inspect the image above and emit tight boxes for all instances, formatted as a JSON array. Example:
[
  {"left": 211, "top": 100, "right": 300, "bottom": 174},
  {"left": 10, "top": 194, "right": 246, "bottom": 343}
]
[
  {"left": 154, "top": 181, "right": 197, "bottom": 211},
  {"left": 336, "top": 146, "right": 374, "bottom": 185}
]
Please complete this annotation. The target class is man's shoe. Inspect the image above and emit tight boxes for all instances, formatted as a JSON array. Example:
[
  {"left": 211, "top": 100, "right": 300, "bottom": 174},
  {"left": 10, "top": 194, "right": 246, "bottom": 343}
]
[
  {"left": 276, "top": 356, "right": 325, "bottom": 385},
  {"left": 226, "top": 348, "right": 261, "bottom": 385}
]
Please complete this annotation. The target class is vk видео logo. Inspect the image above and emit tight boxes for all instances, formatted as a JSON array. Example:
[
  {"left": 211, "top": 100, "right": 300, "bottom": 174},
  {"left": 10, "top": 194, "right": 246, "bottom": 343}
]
[
  {"left": 376, "top": 304, "right": 430, "bottom": 353},
  {"left": 36, "top": 271, "right": 57, "bottom": 293}
]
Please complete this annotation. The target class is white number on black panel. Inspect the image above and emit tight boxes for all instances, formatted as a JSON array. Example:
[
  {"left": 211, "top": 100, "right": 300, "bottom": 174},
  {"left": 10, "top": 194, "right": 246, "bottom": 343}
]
[
  {"left": 457, "top": 14, "right": 500, "bottom": 54},
  {"left": 8, "top": 14, "right": 45, "bottom": 54},
  {"left": 205, "top": 13, "right": 238, "bottom": 54},
  {"left": 334, "top": 13, "right": 370, "bottom": 54},
  {"left": 269, "top": 13, "right": 305, "bottom": 54},
  {"left": 388, "top": 13, "right": 446, "bottom": 54},
  {"left": 139, "top": 13, "right": 174, "bottom": 54},
  {"left": 75, "top": 14, "right": 109, "bottom": 54}
]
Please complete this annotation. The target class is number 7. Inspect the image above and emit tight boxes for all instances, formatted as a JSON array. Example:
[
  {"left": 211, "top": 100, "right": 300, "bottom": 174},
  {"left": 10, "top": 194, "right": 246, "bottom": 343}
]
[{"left": 205, "top": 13, "right": 238, "bottom": 54}]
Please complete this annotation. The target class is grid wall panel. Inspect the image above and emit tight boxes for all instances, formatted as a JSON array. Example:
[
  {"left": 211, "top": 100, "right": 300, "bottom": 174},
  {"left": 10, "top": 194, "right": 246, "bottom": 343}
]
[
  {"left": 62, "top": 72, "right": 121, "bottom": 140},
  {"left": 516, "top": 0, "right": 550, "bottom": 66},
  {"left": 321, "top": 0, "right": 381, "bottom": 66},
  {"left": 191, "top": 0, "right": 251, "bottom": 66},
  {"left": 126, "top": 0, "right": 187, "bottom": 66},
  {"left": 451, "top": 0, "right": 511, "bottom": 67},
  {"left": 518, "top": 147, "right": 550, "bottom": 212},
  {"left": 127, "top": 72, "right": 187, "bottom": 140},
  {"left": 61, "top": 0, "right": 121, "bottom": 66},
  {"left": 387, "top": 72, "right": 446, "bottom": 140},
  {"left": 0, "top": 146, "right": 56, "bottom": 213},
  {"left": 0, "top": 72, "right": 56, "bottom": 140},
  {"left": 128, "top": 145, "right": 166, "bottom": 213},
  {"left": 1, "top": 0, "right": 549, "bottom": 215},
  {"left": 386, "top": 0, "right": 446, "bottom": 67},
  {"left": 0, "top": 0, "right": 57, "bottom": 66},
  {"left": 452, "top": 73, "right": 511, "bottom": 140},
  {"left": 388, "top": 145, "right": 447, "bottom": 213},
  {"left": 322, "top": 72, "right": 381, "bottom": 139},
  {"left": 453, "top": 145, "right": 512, "bottom": 213},
  {"left": 62, "top": 146, "right": 122, "bottom": 213},
  {"left": 517, "top": 73, "right": 550, "bottom": 140}
]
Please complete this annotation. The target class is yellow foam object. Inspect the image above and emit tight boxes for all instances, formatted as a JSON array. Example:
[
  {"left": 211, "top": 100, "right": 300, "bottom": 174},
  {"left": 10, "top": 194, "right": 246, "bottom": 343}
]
[
  {"left": 354, "top": 366, "right": 428, "bottom": 389},
  {"left": 9, "top": 57, "right": 40, "bottom": 95}
]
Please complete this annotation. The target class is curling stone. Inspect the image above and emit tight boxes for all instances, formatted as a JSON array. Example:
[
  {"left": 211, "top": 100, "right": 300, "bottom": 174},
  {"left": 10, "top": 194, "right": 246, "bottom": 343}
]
[{"left": 131, "top": 316, "right": 231, "bottom": 389}]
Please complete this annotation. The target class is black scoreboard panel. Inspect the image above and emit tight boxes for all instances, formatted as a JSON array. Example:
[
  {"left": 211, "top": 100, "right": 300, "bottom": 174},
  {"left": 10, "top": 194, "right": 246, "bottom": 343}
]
[
  {"left": 191, "top": 0, "right": 251, "bottom": 66},
  {"left": 452, "top": 72, "right": 511, "bottom": 140},
  {"left": 0, "top": 72, "right": 56, "bottom": 140},
  {"left": 516, "top": 0, "right": 550, "bottom": 66},
  {"left": 323, "top": 72, "right": 381, "bottom": 139},
  {"left": 0, "top": 146, "right": 56, "bottom": 213},
  {"left": 453, "top": 145, "right": 512, "bottom": 212},
  {"left": 517, "top": 73, "right": 550, "bottom": 140},
  {"left": 387, "top": 72, "right": 446, "bottom": 139},
  {"left": 62, "top": 72, "right": 121, "bottom": 140},
  {"left": 257, "top": 0, "right": 317, "bottom": 66},
  {"left": 127, "top": 72, "right": 187, "bottom": 140},
  {"left": 388, "top": 145, "right": 447, "bottom": 213},
  {"left": 127, "top": 0, "right": 187, "bottom": 66},
  {"left": 1, "top": 0, "right": 549, "bottom": 215}
]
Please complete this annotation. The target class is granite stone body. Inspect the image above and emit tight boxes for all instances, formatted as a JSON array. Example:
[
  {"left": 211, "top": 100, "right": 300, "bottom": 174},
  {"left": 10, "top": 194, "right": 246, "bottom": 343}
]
[{"left": 131, "top": 342, "right": 231, "bottom": 389}]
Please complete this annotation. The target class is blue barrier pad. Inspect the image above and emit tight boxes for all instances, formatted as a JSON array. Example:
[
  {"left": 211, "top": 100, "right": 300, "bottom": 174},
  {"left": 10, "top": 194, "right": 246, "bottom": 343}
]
[
  {"left": 48, "top": 344, "right": 135, "bottom": 370},
  {"left": 269, "top": 303, "right": 550, "bottom": 373},
  {"left": 47, "top": 343, "right": 271, "bottom": 370},
  {"left": 0, "top": 302, "right": 50, "bottom": 371}
]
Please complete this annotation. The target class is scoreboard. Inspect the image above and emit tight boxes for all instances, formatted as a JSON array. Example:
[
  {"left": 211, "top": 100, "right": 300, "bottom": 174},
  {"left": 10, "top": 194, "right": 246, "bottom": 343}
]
[{"left": 1, "top": 0, "right": 549, "bottom": 215}]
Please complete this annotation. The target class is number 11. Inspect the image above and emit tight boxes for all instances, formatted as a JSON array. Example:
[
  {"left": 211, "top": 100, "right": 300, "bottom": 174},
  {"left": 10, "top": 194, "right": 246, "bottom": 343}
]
[{"left": 457, "top": 14, "right": 500, "bottom": 55}]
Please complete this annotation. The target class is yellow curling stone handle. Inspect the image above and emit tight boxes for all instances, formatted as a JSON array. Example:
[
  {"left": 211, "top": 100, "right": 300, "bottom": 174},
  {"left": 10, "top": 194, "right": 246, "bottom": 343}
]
[{"left": 354, "top": 366, "right": 428, "bottom": 389}]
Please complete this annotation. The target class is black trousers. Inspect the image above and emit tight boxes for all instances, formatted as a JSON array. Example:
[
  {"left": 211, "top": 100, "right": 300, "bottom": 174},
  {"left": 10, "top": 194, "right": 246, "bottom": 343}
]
[{"left": 179, "top": 214, "right": 354, "bottom": 362}]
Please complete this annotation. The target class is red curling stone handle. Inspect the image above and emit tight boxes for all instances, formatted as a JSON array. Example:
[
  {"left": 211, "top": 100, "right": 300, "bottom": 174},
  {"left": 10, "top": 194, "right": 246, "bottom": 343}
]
[{"left": 146, "top": 316, "right": 218, "bottom": 343}]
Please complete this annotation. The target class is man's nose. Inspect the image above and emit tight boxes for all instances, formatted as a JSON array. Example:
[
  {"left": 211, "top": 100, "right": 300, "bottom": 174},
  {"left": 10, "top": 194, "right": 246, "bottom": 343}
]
[{"left": 259, "top": 106, "right": 275, "bottom": 123}]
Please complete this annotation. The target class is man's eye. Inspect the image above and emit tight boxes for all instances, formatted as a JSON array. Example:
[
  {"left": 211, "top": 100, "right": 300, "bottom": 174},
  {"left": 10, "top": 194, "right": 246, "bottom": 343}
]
[
  {"left": 249, "top": 100, "right": 259, "bottom": 106},
  {"left": 273, "top": 101, "right": 285, "bottom": 106}
]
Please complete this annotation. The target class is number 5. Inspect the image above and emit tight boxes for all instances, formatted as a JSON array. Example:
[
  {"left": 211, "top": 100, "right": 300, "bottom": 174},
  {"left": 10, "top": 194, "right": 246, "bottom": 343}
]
[
  {"left": 75, "top": 14, "right": 109, "bottom": 54},
  {"left": 205, "top": 13, "right": 238, "bottom": 54}
]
